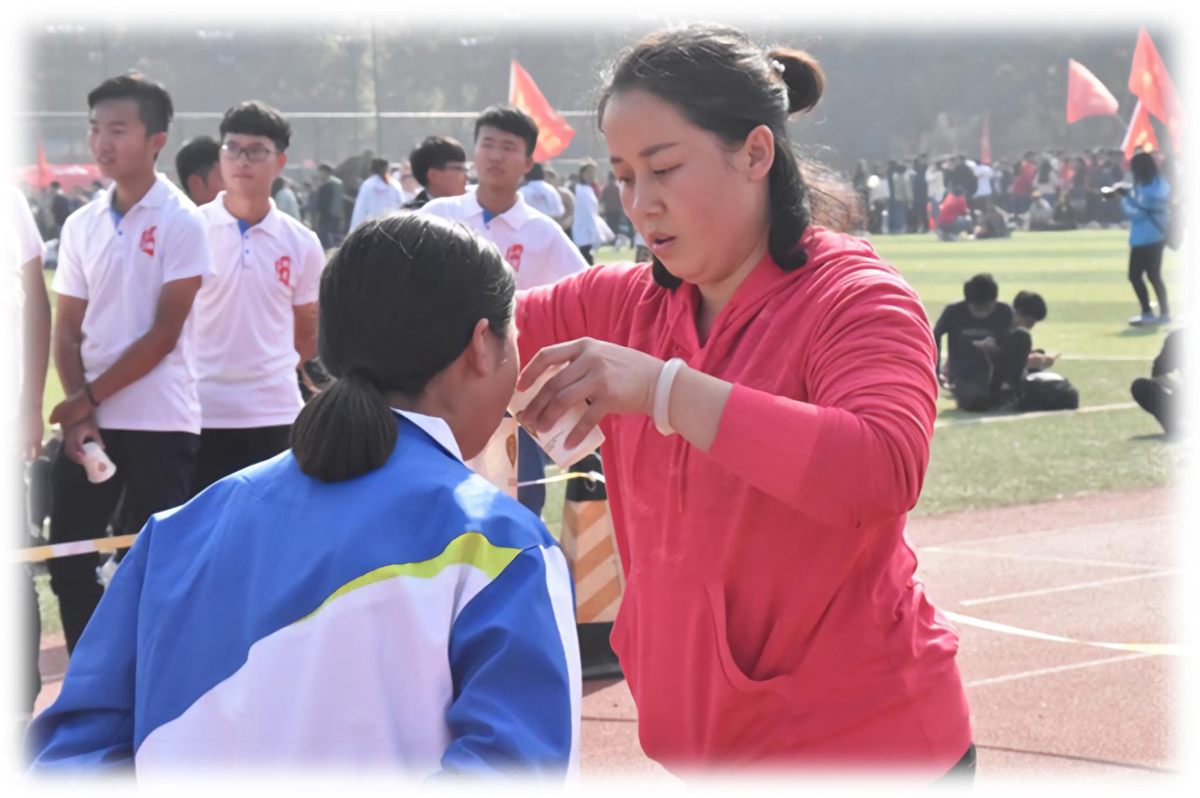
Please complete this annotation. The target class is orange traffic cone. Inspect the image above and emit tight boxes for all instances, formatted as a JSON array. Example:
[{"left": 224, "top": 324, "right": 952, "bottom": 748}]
[{"left": 560, "top": 454, "right": 624, "bottom": 680}]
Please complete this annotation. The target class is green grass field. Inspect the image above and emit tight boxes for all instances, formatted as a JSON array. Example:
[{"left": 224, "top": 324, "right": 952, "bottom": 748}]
[
  {"left": 578, "top": 229, "right": 1184, "bottom": 520},
  {"left": 34, "top": 230, "right": 1182, "bottom": 636}
]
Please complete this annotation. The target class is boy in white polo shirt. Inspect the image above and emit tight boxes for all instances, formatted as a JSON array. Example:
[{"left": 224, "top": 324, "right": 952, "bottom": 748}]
[
  {"left": 421, "top": 104, "right": 588, "bottom": 516},
  {"left": 46, "top": 73, "right": 214, "bottom": 654},
  {"left": 190, "top": 102, "right": 325, "bottom": 496}
]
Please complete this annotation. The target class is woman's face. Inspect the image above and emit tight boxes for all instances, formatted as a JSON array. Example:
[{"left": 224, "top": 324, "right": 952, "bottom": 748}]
[{"left": 603, "top": 88, "right": 770, "bottom": 287}]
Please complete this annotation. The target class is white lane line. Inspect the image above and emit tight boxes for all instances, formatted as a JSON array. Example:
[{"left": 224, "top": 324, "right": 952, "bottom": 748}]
[
  {"left": 960, "top": 568, "right": 1185, "bottom": 606},
  {"left": 919, "top": 547, "right": 1168, "bottom": 571},
  {"left": 966, "top": 652, "right": 1158, "bottom": 688},
  {"left": 934, "top": 402, "right": 1137, "bottom": 428},
  {"left": 1058, "top": 354, "right": 1153, "bottom": 361},
  {"left": 918, "top": 514, "right": 1177, "bottom": 549}
]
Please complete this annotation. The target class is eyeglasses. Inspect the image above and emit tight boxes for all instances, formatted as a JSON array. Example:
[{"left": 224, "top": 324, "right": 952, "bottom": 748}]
[{"left": 220, "top": 142, "right": 278, "bottom": 163}]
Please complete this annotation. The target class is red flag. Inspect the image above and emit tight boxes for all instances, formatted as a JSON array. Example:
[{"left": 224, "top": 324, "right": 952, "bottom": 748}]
[
  {"left": 1122, "top": 100, "right": 1159, "bottom": 161},
  {"left": 509, "top": 61, "right": 575, "bottom": 162},
  {"left": 1066, "top": 59, "right": 1119, "bottom": 123},
  {"left": 1128, "top": 28, "right": 1183, "bottom": 150},
  {"left": 36, "top": 134, "right": 50, "bottom": 188},
  {"left": 980, "top": 110, "right": 991, "bottom": 164}
]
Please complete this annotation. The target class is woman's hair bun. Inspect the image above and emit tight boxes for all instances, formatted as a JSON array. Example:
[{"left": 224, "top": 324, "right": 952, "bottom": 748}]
[{"left": 768, "top": 48, "right": 824, "bottom": 115}]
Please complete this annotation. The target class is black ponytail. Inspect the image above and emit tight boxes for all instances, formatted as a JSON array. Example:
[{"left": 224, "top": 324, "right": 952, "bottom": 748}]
[
  {"left": 291, "top": 213, "right": 515, "bottom": 483},
  {"left": 291, "top": 369, "right": 399, "bottom": 484},
  {"left": 600, "top": 24, "right": 862, "bottom": 289}
]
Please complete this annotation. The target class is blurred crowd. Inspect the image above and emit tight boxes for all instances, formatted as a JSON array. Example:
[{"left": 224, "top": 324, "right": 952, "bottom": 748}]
[{"left": 852, "top": 148, "right": 1182, "bottom": 240}]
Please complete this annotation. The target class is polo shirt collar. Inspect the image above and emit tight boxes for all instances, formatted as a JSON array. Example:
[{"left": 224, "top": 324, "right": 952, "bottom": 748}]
[
  {"left": 466, "top": 190, "right": 538, "bottom": 232},
  {"left": 106, "top": 172, "right": 171, "bottom": 217},
  {"left": 210, "top": 192, "right": 284, "bottom": 238}
]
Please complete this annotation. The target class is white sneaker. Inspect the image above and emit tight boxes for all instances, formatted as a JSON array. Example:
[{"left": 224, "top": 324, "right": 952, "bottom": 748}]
[{"left": 1129, "top": 312, "right": 1157, "bottom": 327}]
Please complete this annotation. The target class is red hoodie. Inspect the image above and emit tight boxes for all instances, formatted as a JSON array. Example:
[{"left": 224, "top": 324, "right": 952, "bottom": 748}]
[{"left": 517, "top": 227, "right": 971, "bottom": 777}]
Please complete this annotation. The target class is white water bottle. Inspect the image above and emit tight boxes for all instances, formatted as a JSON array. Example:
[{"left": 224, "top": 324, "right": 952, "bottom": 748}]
[{"left": 81, "top": 441, "right": 117, "bottom": 484}]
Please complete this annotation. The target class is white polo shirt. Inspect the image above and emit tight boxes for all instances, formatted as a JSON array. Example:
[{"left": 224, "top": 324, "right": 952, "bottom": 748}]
[
  {"left": 6, "top": 185, "right": 47, "bottom": 406},
  {"left": 194, "top": 193, "right": 326, "bottom": 429},
  {"left": 52, "top": 174, "right": 214, "bottom": 434},
  {"left": 420, "top": 191, "right": 587, "bottom": 290}
]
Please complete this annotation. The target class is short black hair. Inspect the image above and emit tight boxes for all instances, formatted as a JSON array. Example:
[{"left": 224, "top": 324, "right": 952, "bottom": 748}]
[
  {"left": 410, "top": 135, "right": 467, "bottom": 187},
  {"left": 1013, "top": 291, "right": 1047, "bottom": 323},
  {"left": 175, "top": 136, "right": 221, "bottom": 198},
  {"left": 526, "top": 162, "right": 545, "bottom": 181},
  {"left": 963, "top": 273, "right": 999, "bottom": 306},
  {"left": 318, "top": 163, "right": 333, "bottom": 174},
  {"left": 1130, "top": 151, "right": 1159, "bottom": 185},
  {"left": 369, "top": 157, "right": 390, "bottom": 177},
  {"left": 219, "top": 101, "right": 291, "bottom": 153},
  {"left": 49, "top": 181, "right": 61, "bottom": 190},
  {"left": 87, "top": 72, "right": 174, "bottom": 136},
  {"left": 474, "top": 105, "right": 539, "bottom": 157}
]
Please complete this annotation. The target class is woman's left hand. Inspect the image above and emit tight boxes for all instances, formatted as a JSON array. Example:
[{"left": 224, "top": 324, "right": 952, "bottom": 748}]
[{"left": 517, "top": 338, "right": 665, "bottom": 450}]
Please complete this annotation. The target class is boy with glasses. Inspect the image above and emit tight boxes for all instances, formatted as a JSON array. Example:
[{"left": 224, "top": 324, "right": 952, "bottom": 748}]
[
  {"left": 189, "top": 101, "right": 326, "bottom": 496},
  {"left": 403, "top": 135, "right": 469, "bottom": 211},
  {"left": 46, "top": 73, "right": 214, "bottom": 654}
]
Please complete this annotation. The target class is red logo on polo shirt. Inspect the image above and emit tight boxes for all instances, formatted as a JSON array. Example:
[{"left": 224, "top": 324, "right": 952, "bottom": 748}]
[
  {"left": 275, "top": 256, "right": 292, "bottom": 286},
  {"left": 139, "top": 226, "right": 157, "bottom": 256},
  {"left": 505, "top": 244, "right": 523, "bottom": 271}
]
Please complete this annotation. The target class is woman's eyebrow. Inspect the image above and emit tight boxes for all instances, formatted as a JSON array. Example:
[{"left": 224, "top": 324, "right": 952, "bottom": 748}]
[{"left": 611, "top": 142, "right": 680, "bottom": 165}]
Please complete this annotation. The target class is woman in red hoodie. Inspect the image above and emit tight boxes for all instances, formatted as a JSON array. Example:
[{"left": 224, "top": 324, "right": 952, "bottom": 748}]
[{"left": 515, "top": 24, "right": 973, "bottom": 782}]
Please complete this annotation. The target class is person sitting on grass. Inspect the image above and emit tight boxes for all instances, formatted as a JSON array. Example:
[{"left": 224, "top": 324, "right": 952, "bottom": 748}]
[
  {"left": 1011, "top": 290, "right": 1055, "bottom": 373},
  {"left": 25, "top": 213, "right": 581, "bottom": 779},
  {"left": 1131, "top": 328, "right": 1183, "bottom": 438},
  {"left": 934, "top": 273, "right": 1029, "bottom": 411},
  {"left": 971, "top": 197, "right": 1011, "bottom": 239},
  {"left": 935, "top": 185, "right": 972, "bottom": 240},
  {"left": 1027, "top": 191, "right": 1075, "bottom": 232}
]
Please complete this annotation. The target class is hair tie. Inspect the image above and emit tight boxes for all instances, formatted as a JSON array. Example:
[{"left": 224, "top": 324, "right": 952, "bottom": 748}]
[{"left": 343, "top": 365, "right": 380, "bottom": 387}]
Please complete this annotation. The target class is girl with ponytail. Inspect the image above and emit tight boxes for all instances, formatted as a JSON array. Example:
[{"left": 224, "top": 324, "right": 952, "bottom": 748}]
[
  {"left": 28, "top": 213, "right": 582, "bottom": 779},
  {"left": 514, "top": 24, "right": 972, "bottom": 781}
]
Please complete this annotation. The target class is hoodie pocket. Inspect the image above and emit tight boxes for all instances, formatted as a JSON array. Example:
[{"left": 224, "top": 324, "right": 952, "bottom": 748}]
[
  {"left": 611, "top": 570, "right": 791, "bottom": 764},
  {"left": 704, "top": 582, "right": 791, "bottom": 695}
]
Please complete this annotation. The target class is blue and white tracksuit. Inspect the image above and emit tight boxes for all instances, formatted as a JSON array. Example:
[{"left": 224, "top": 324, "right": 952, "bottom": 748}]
[{"left": 26, "top": 411, "right": 581, "bottom": 781}]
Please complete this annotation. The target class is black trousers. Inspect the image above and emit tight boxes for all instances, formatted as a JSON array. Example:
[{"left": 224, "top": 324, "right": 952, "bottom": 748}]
[
  {"left": 48, "top": 429, "right": 199, "bottom": 653},
  {"left": 1129, "top": 242, "right": 1168, "bottom": 315},
  {"left": 191, "top": 425, "right": 292, "bottom": 498},
  {"left": 933, "top": 743, "right": 977, "bottom": 786},
  {"left": 1131, "top": 378, "right": 1179, "bottom": 436},
  {"left": 911, "top": 196, "right": 929, "bottom": 232},
  {"left": 578, "top": 244, "right": 594, "bottom": 265},
  {"left": 951, "top": 330, "right": 1033, "bottom": 412}
]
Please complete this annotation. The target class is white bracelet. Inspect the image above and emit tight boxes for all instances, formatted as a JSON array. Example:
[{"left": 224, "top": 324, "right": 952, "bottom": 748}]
[{"left": 654, "top": 358, "right": 686, "bottom": 436}]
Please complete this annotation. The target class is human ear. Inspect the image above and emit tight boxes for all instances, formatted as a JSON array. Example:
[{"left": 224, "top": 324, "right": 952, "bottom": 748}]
[
  {"left": 148, "top": 131, "right": 168, "bottom": 157},
  {"left": 466, "top": 318, "right": 494, "bottom": 378},
  {"left": 741, "top": 125, "right": 775, "bottom": 182}
]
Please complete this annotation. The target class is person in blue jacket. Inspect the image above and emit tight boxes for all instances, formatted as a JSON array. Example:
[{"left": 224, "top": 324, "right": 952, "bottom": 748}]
[
  {"left": 1118, "top": 151, "right": 1172, "bottom": 327},
  {"left": 25, "top": 212, "right": 582, "bottom": 780}
]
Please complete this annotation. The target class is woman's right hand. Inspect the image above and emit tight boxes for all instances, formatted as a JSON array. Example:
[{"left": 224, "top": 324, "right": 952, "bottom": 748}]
[{"left": 516, "top": 337, "right": 665, "bottom": 451}]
